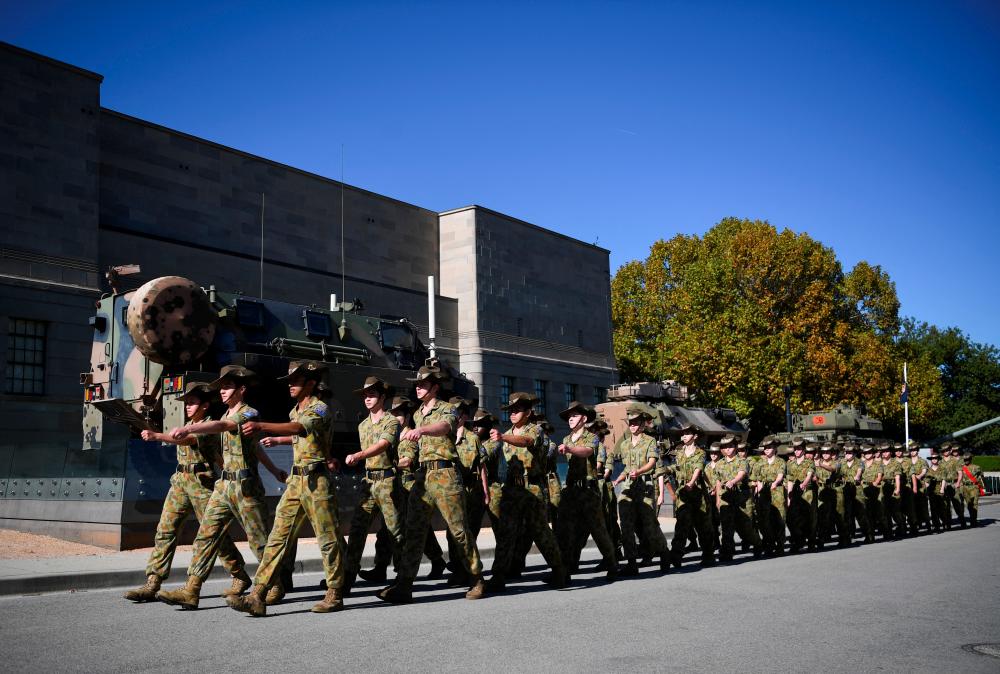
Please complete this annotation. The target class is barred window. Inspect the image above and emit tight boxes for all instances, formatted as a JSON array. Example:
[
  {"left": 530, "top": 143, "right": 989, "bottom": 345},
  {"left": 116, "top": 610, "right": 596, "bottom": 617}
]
[
  {"left": 564, "top": 383, "right": 577, "bottom": 409},
  {"left": 6, "top": 318, "right": 46, "bottom": 395},
  {"left": 500, "top": 375, "right": 514, "bottom": 422},
  {"left": 534, "top": 379, "right": 548, "bottom": 418},
  {"left": 593, "top": 385, "right": 607, "bottom": 404}
]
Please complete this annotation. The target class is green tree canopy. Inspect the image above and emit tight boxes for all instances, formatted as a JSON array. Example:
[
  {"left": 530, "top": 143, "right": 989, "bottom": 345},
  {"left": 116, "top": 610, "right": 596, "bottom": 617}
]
[{"left": 612, "top": 217, "right": 945, "bottom": 439}]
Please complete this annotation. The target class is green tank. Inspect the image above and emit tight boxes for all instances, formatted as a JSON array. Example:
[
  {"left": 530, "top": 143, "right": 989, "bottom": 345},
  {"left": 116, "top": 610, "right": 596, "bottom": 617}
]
[
  {"left": 772, "top": 405, "right": 884, "bottom": 445},
  {"left": 78, "top": 275, "right": 477, "bottom": 548}
]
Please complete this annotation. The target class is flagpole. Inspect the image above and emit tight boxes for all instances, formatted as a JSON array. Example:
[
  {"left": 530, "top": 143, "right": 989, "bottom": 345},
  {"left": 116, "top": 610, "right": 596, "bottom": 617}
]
[{"left": 903, "top": 362, "right": 910, "bottom": 448}]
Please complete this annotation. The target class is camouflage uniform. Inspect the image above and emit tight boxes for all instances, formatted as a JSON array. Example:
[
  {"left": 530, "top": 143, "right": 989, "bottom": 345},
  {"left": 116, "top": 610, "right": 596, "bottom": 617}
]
[
  {"left": 491, "top": 422, "right": 565, "bottom": 582},
  {"left": 669, "top": 444, "right": 715, "bottom": 567},
  {"left": 784, "top": 457, "right": 815, "bottom": 552},
  {"left": 345, "top": 412, "right": 403, "bottom": 582},
  {"left": 597, "top": 440, "right": 623, "bottom": 558},
  {"left": 555, "top": 428, "right": 617, "bottom": 573},
  {"left": 957, "top": 460, "right": 984, "bottom": 526},
  {"left": 396, "top": 435, "right": 446, "bottom": 567},
  {"left": 754, "top": 456, "right": 787, "bottom": 555},
  {"left": 702, "top": 455, "right": 723, "bottom": 545},
  {"left": 254, "top": 396, "right": 344, "bottom": 591},
  {"left": 841, "top": 457, "right": 871, "bottom": 542},
  {"left": 715, "top": 456, "right": 761, "bottom": 559},
  {"left": 925, "top": 459, "right": 949, "bottom": 531},
  {"left": 481, "top": 437, "right": 505, "bottom": 527},
  {"left": 817, "top": 458, "right": 849, "bottom": 546},
  {"left": 448, "top": 427, "right": 487, "bottom": 574},
  {"left": 860, "top": 457, "right": 886, "bottom": 539},
  {"left": 880, "top": 458, "right": 906, "bottom": 538},
  {"left": 144, "top": 424, "right": 246, "bottom": 581},
  {"left": 896, "top": 454, "right": 917, "bottom": 535},
  {"left": 907, "top": 456, "right": 930, "bottom": 532},
  {"left": 940, "top": 455, "right": 966, "bottom": 528},
  {"left": 398, "top": 400, "right": 482, "bottom": 580},
  {"left": 616, "top": 433, "right": 668, "bottom": 565}
]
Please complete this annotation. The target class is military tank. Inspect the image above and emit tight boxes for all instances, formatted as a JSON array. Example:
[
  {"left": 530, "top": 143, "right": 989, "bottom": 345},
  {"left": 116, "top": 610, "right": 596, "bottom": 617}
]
[
  {"left": 772, "top": 405, "right": 884, "bottom": 446},
  {"left": 595, "top": 380, "right": 749, "bottom": 451},
  {"left": 78, "top": 274, "right": 477, "bottom": 548}
]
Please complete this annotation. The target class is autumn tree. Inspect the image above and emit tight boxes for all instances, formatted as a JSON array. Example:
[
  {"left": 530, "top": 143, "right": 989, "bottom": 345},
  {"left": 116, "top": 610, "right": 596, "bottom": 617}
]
[{"left": 611, "top": 217, "right": 945, "bottom": 438}]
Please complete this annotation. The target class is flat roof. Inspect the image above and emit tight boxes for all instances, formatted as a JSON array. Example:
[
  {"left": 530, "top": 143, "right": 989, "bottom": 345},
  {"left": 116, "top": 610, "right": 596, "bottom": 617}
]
[
  {"left": 439, "top": 204, "right": 610, "bottom": 255},
  {"left": 1, "top": 41, "right": 104, "bottom": 82}
]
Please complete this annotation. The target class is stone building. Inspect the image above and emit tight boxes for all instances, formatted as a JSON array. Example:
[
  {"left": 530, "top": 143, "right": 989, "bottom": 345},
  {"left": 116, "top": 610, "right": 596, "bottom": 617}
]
[{"left": 0, "top": 42, "right": 615, "bottom": 544}]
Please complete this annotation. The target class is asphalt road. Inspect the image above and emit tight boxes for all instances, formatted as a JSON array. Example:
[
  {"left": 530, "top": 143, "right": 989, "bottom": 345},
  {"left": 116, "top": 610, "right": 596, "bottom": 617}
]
[{"left": 2, "top": 503, "right": 999, "bottom": 673}]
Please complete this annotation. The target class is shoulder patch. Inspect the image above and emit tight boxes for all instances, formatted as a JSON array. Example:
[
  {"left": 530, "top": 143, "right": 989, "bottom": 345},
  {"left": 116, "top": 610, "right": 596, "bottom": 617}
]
[
  {"left": 243, "top": 408, "right": 259, "bottom": 420},
  {"left": 314, "top": 402, "right": 328, "bottom": 418}
]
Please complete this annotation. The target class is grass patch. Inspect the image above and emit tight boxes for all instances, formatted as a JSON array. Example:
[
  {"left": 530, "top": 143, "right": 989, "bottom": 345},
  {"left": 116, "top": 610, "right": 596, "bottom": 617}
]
[{"left": 972, "top": 456, "right": 1000, "bottom": 472}]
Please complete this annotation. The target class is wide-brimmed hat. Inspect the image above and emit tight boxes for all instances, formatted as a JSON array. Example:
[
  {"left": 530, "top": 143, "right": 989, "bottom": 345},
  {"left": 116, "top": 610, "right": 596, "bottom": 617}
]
[
  {"left": 719, "top": 434, "right": 737, "bottom": 446},
  {"left": 678, "top": 422, "right": 701, "bottom": 434},
  {"left": 472, "top": 409, "right": 496, "bottom": 426},
  {"left": 963, "top": 452, "right": 973, "bottom": 461},
  {"left": 819, "top": 442, "right": 836, "bottom": 453},
  {"left": 180, "top": 381, "right": 216, "bottom": 402},
  {"left": 353, "top": 375, "right": 393, "bottom": 397},
  {"left": 449, "top": 396, "right": 473, "bottom": 414},
  {"left": 389, "top": 394, "right": 415, "bottom": 413},
  {"left": 791, "top": 437, "right": 806, "bottom": 448},
  {"left": 626, "top": 408, "right": 652, "bottom": 424},
  {"left": 559, "top": 401, "right": 596, "bottom": 422},
  {"left": 708, "top": 441, "right": 722, "bottom": 452},
  {"left": 408, "top": 366, "right": 446, "bottom": 384},
  {"left": 277, "top": 360, "right": 327, "bottom": 381},
  {"left": 208, "top": 364, "right": 257, "bottom": 389},
  {"left": 501, "top": 392, "right": 539, "bottom": 411},
  {"left": 777, "top": 445, "right": 793, "bottom": 457}
]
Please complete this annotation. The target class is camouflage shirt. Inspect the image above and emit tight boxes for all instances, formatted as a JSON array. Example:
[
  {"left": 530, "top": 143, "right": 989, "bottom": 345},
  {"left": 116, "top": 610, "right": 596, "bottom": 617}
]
[
  {"left": 412, "top": 399, "right": 460, "bottom": 463},
  {"left": 704, "top": 459, "right": 721, "bottom": 492},
  {"left": 563, "top": 429, "right": 602, "bottom": 482},
  {"left": 504, "top": 422, "right": 542, "bottom": 479},
  {"left": 925, "top": 462, "right": 947, "bottom": 488},
  {"left": 480, "top": 438, "right": 504, "bottom": 485},
  {"left": 221, "top": 402, "right": 259, "bottom": 472},
  {"left": 358, "top": 411, "right": 399, "bottom": 470},
  {"left": 755, "top": 457, "right": 786, "bottom": 487},
  {"left": 860, "top": 460, "right": 883, "bottom": 486},
  {"left": 455, "top": 427, "right": 483, "bottom": 486},
  {"left": 958, "top": 463, "right": 984, "bottom": 488},
  {"left": 716, "top": 457, "right": 751, "bottom": 491},
  {"left": 177, "top": 418, "right": 221, "bottom": 466},
  {"left": 289, "top": 396, "right": 332, "bottom": 466},
  {"left": 397, "top": 436, "right": 418, "bottom": 470},
  {"left": 841, "top": 460, "right": 862, "bottom": 484},
  {"left": 939, "top": 457, "right": 959, "bottom": 482},
  {"left": 880, "top": 460, "right": 902, "bottom": 483},
  {"left": 616, "top": 433, "right": 658, "bottom": 487},
  {"left": 674, "top": 445, "right": 706, "bottom": 488},
  {"left": 908, "top": 457, "right": 928, "bottom": 482},
  {"left": 784, "top": 458, "right": 815, "bottom": 488}
]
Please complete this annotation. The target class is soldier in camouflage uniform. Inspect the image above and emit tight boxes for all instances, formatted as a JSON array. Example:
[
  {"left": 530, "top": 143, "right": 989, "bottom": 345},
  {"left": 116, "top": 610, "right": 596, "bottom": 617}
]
[
  {"left": 714, "top": 435, "right": 762, "bottom": 561},
  {"left": 485, "top": 392, "right": 567, "bottom": 592},
  {"left": 840, "top": 444, "right": 871, "bottom": 543},
  {"left": 784, "top": 438, "right": 815, "bottom": 553},
  {"left": 957, "top": 452, "right": 984, "bottom": 527},
  {"left": 594, "top": 418, "right": 623, "bottom": 567},
  {"left": 906, "top": 442, "right": 930, "bottom": 533},
  {"left": 941, "top": 445, "right": 967, "bottom": 528},
  {"left": 447, "top": 397, "right": 488, "bottom": 586},
  {"left": 815, "top": 442, "right": 849, "bottom": 547},
  {"left": 880, "top": 444, "right": 906, "bottom": 539},
  {"left": 227, "top": 361, "right": 346, "bottom": 616},
  {"left": 802, "top": 443, "right": 821, "bottom": 549},
  {"left": 925, "top": 449, "right": 948, "bottom": 532},
  {"left": 156, "top": 365, "right": 289, "bottom": 609},
  {"left": 124, "top": 382, "right": 248, "bottom": 602},
  {"left": 703, "top": 442, "right": 723, "bottom": 549},
  {"left": 507, "top": 414, "right": 561, "bottom": 577},
  {"left": 379, "top": 367, "right": 485, "bottom": 603},
  {"left": 893, "top": 443, "right": 917, "bottom": 536},
  {"left": 664, "top": 423, "right": 715, "bottom": 569},
  {"left": 341, "top": 377, "right": 403, "bottom": 593},
  {"left": 555, "top": 401, "right": 618, "bottom": 579},
  {"left": 859, "top": 444, "right": 886, "bottom": 540},
  {"left": 752, "top": 436, "right": 786, "bottom": 556},
  {"left": 612, "top": 408, "right": 668, "bottom": 574},
  {"left": 473, "top": 409, "right": 504, "bottom": 529}
]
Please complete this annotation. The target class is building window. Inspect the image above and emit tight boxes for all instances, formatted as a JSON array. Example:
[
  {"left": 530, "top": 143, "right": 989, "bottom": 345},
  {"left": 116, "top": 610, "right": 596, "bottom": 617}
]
[
  {"left": 500, "top": 375, "right": 513, "bottom": 422},
  {"left": 564, "top": 383, "right": 577, "bottom": 409},
  {"left": 534, "top": 379, "right": 547, "bottom": 418},
  {"left": 593, "top": 385, "right": 607, "bottom": 404},
  {"left": 5, "top": 318, "right": 46, "bottom": 395}
]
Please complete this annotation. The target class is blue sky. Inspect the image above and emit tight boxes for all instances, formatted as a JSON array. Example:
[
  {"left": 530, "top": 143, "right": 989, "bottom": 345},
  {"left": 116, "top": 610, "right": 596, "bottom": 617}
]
[{"left": 5, "top": 1, "right": 999, "bottom": 347}]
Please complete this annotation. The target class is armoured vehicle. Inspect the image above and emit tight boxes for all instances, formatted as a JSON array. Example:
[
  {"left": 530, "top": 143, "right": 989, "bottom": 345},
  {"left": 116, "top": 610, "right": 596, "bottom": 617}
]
[
  {"left": 772, "top": 405, "right": 884, "bottom": 446},
  {"left": 78, "top": 274, "right": 477, "bottom": 548},
  {"left": 595, "top": 380, "right": 749, "bottom": 452}
]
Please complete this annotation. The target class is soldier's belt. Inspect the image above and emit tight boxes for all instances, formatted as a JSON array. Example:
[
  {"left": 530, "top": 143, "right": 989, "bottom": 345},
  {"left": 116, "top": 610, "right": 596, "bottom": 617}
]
[
  {"left": 176, "top": 462, "right": 213, "bottom": 474},
  {"left": 566, "top": 477, "right": 597, "bottom": 489},
  {"left": 366, "top": 468, "right": 396, "bottom": 480},
  {"left": 419, "top": 460, "right": 454, "bottom": 471},
  {"left": 221, "top": 468, "right": 257, "bottom": 481},
  {"left": 291, "top": 462, "right": 327, "bottom": 477}
]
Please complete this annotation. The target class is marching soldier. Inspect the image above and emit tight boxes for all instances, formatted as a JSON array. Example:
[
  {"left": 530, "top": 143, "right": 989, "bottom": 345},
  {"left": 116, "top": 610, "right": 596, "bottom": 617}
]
[
  {"left": 703, "top": 441, "right": 724, "bottom": 553},
  {"left": 784, "top": 438, "right": 815, "bottom": 553},
  {"left": 612, "top": 407, "right": 669, "bottom": 574},
  {"left": 841, "top": 444, "right": 871, "bottom": 543},
  {"left": 880, "top": 444, "right": 905, "bottom": 539},
  {"left": 956, "top": 452, "right": 984, "bottom": 527},
  {"left": 156, "top": 365, "right": 289, "bottom": 609},
  {"left": 906, "top": 442, "right": 930, "bottom": 533},
  {"left": 715, "top": 435, "right": 762, "bottom": 561},
  {"left": 342, "top": 377, "right": 403, "bottom": 594},
  {"left": 925, "top": 449, "right": 949, "bottom": 532},
  {"left": 942, "top": 445, "right": 967, "bottom": 528},
  {"left": 125, "top": 383, "right": 248, "bottom": 602},
  {"left": 594, "top": 418, "right": 623, "bottom": 567},
  {"left": 486, "top": 392, "right": 567, "bottom": 592},
  {"left": 894, "top": 443, "right": 917, "bottom": 536},
  {"left": 859, "top": 444, "right": 886, "bottom": 540},
  {"left": 379, "top": 366, "right": 485, "bottom": 603},
  {"left": 473, "top": 409, "right": 504, "bottom": 529},
  {"left": 752, "top": 436, "right": 786, "bottom": 556},
  {"left": 555, "top": 401, "right": 618, "bottom": 580},
  {"left": 667, "top": 424, "right": 714, "bottom": 568},
  {"left": 448, "top": 397, "right": 489, "bottom": 586},
  {"left": 227, "top": 360, "right": 345, "bottom": 616},
  {"left": 802, "top": 443, "right": 821, "bottom": 549}
]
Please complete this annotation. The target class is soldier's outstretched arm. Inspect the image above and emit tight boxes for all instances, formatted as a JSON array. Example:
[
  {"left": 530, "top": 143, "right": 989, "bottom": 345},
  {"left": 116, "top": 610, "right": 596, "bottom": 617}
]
[
  {"left": 242, "top": 420, "right": 304, "bottom": 437},
  {"left": 253, "top": 444, "right": 288, "bottom": 482},
  {"left": 261, "top": 436, "right": 294, "bottom": 448},
  {"left": 171, "top": 419, "right": 235, "bottom": 439},
  {"left": 141, "top": 429, "right": 196, "bottom": 447}
]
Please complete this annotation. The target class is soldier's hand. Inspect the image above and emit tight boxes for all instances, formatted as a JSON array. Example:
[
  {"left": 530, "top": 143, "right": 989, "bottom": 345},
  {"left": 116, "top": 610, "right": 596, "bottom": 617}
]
[
  {"left": 275, "top": 469, "right": 289, "bottom": 483},
  {"left": 489, "top": 429, "right": 502, "bottom": 443},
  {"left": 483, "top": 491, "right": 491, "bottom": 506},
  {"left": 241, "top": 421, "right": 260, "bottom": 436},
  {"left": 141, "top": 430, "right": 156, "bottom": 442},
  {"left": 656, "top": 493, "right": 664, "bottom": 507},
  {"left": 398, "top": 457, "right": 412, "bottom": 469},
  {"left": 629, "top": 470, "right": 638, "bottom": 480},
  {"left": 402, "top": 428, "right": 421, "bottom": 442},
  {"left": 345, "top": 453, "right": 360, "bottom": 466},
  {"left": 261, "top": 436, "right": 276, "bottom": 448},
  {"left": 170, "top": 427, "right": 190, "bottom": 440},
  {"left": 558, "top": 443, "right": 567, "bottom": 455}
]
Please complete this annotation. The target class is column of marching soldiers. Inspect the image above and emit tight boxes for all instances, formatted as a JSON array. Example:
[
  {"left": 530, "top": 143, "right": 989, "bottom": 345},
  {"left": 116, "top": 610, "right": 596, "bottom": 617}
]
[{"left": 124, "top": 361, "right": 988, "bottom": 616}]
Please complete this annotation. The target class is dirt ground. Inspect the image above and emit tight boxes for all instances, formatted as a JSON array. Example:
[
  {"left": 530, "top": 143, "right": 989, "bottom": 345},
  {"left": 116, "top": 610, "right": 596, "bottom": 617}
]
[{"left": 0, "top": 529, "right": 152, "bottom": 560}]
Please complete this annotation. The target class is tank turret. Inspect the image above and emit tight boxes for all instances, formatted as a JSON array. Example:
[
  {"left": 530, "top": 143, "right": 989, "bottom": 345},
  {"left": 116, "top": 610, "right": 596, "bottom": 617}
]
[{"left": 772, "top": 405, "right": 884, "bottom": 445}]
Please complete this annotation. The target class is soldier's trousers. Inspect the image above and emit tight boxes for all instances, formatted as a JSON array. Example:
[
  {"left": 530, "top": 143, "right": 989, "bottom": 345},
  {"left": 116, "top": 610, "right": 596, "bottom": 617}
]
[
  {"left": 671, "top": 491, "right": 715, "bottom": 563},
  {"left": 960, "top": 487, "right": 980, "bottom": 525},
  {"left": 756, "top": 487, "right": 786, "bottom": 554},
  {"left": 599, "top": 478, "right": 622, "bottom": 554},
  {"left": 492, "top": 480, "right": 564, "bottom": 578},
  {"left": 848, "top": 484, "right": 873, "bottom": 542},
  {"left": 556, "top": 483, "right": 617, "bottom": 570},
  {"left": 803, "top": 488, "right": 818, "bottom": 544},
  {"left": 819, "top": 486, "right": 849, "bottom": 546},
  {"left": 448, "top": 484, "right": 486, "bottom": 574},
  {"left": 901, "top": 486, "right": 917, "bottom": 534},
  {"left": 861, "top": 485, "right": 887, "bottom": 539},
  {"left": 146, "top": 471, "right": 246, "bottom": 580},
  {"left": 399, "top": 467, "right": 481, "bottom": 580},
  {"left": 942, "top": 485, "right": 963, "bottom": 528},
  {"left": 256, "top": 470, "right": 344, "bottom": 590},
  {"left": 881, "top": 485, "right": 906, "bottom": 537},
  {"left": 487, "top": 482, "right": 503, "bottom": 527},
  {"left": 547, "top": 471, "right": 562, "bottom": 527},
  {"left": 913, "top": 487, "right": 930, "bottom": 530},
  {"left": 393, "top": 472, "right": 445, "bottom": 567},
  {"left": 618, "top": 480, "right": 667, "bottom": 562},
  {"left": 189, "top": 477, "right": 271, "bottom": 581},
  {"left": 346, "top": 476, "right": 403, "bottom": 578},
  {"left": 786, "top": 488, "right": 811, "bottom": 549},
  {"left": 719, "top": 491, "right": 760, "bottom": 557},
  {"left": 927, "top": 488, "right": 947, "bottom": 530}
]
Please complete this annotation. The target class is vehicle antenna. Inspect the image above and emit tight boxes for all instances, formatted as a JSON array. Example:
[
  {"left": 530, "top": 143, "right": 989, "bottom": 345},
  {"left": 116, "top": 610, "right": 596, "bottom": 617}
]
[
  {"left": 339, "top": 145, "right": 348, "bottom": 340},
  {"left": 259, "top": 192, "right": 265, "bottom": 299}
]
